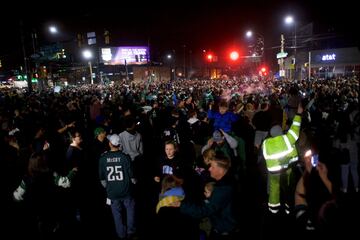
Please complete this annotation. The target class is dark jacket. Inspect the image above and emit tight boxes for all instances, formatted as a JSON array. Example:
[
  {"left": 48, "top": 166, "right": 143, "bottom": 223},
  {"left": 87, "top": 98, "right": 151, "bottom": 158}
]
[{"left": 180, "top": 173, "right": 238, "bottom": 234}]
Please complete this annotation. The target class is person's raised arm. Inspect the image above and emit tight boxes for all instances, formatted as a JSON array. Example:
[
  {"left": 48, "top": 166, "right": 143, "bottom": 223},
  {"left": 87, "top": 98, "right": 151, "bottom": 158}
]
[
  {"left": 297, "top": 103, "right": 303, "bottom": 115},
  {"left": 317, "top": 162, "right": 332, "bottom": 194}
]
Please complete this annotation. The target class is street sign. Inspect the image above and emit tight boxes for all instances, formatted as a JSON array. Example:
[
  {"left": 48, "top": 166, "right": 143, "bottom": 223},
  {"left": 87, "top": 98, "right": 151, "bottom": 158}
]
[{"left": 276, "top": 52, "right": 288, "bottom": 59}]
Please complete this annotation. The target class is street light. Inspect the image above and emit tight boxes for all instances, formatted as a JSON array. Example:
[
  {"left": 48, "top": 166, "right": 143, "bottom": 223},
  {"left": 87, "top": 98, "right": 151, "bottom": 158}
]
[
  {"left": 82, "top": 49, "right": 94, "bottom": 84},
  {"left": 284, "top": 15, "right": 297, "bottom": 79},
  {"left": 246, "top": 30, "right": 253, "bottom": 38},
  {"left": 49, "top": 26, "right": 58, "bottom": 34},
  {"left": 183, "top": 45, "right": 186, "bottom": 79}
]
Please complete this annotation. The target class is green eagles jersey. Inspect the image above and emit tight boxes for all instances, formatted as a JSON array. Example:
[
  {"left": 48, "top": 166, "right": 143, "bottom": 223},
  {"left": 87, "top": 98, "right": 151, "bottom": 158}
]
[{"left": 99, "top": 150, "right": 134, "bottom": 200}]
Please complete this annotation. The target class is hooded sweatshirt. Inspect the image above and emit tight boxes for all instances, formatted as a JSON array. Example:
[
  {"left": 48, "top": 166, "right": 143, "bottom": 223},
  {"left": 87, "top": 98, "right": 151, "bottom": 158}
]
[{"left": 118, "top": 130, "right": 143, "bottom": 161}]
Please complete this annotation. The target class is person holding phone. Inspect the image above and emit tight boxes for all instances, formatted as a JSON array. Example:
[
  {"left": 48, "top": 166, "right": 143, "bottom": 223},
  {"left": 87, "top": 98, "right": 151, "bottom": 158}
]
[
  {"left": 294, "top": 150, "right": 336, "bottom": 237},
  {"left": 311, "top": 154, "right": 319, "bottom": 167}
]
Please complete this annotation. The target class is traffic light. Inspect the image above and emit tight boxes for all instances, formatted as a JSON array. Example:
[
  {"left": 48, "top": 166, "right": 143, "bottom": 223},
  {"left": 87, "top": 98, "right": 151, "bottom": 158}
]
[
  {"left": 207, "top": 54, "right": 213, "bottom": 62},
  {"left": 229, "top": 51, "right": 239, "bottom": 61},
  {"left": 259, "top": 66, "right": 268, "bottom": 76}
]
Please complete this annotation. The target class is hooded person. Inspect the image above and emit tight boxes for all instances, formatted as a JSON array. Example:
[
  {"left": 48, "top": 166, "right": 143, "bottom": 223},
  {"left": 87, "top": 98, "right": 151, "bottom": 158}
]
[
  {"left": 118, "top": 116, "right": 143, "bottom": 162},
  {"left": 270, "top": 125, "right": 283, "bottom": 137}
]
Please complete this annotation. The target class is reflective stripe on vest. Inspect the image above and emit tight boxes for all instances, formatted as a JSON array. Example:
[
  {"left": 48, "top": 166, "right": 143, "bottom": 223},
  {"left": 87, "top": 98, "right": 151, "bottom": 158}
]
[
  {"left": 267, "top": 156, "right": 298, "bottom": 172},
  {"left": 267, "top": 165, "right": 283, "bottom": 172},
  {"left": 283, "top": 135, "right": 292, "bottom": 150},
  {"left": 292, "top": 121, "right": 301, "bottom": 126},
  {"left": 268, "top": 202, "right": 281, "bottom": 207},
  {"left": 288, "top": 129, "right": 298, "bottom": 141}
]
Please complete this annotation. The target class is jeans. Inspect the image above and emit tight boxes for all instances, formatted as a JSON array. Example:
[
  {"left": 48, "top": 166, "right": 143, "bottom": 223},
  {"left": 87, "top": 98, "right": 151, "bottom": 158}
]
[{"left": 110, "top": 196, "right": 136, "bottom": 238}]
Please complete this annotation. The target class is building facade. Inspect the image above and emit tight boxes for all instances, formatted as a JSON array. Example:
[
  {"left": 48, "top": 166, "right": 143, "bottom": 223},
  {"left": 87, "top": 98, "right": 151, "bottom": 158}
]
[{"left": 285, "top": 47, "right": 360, "bottom": 80}]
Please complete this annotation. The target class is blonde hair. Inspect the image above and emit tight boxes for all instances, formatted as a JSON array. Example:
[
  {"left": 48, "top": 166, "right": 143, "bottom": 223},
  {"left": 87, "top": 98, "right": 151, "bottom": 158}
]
[{"left": 203, "top": 148, "right": 216, "bottom": 161}]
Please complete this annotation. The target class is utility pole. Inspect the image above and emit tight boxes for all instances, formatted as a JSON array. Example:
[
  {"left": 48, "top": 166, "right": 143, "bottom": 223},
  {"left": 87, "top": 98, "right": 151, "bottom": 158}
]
[
  {"left": 20, "top": 20, "right": 32, "bottom": 92},
  {"left": 31, "top": 31, "right": 37, "bottom": 54},
  {"left": 308, "top": 51, "right": 311, "bottom": 80},
  {"left": 183, "top": 44, "right": 186, "bottom": 79},
  {"left": 124, "top": 59, "right": 129, "bottom": 83},
  {"left": 31, "top": 30, "right": 43, "bottom": 91},
  {"left": 278, "top": 34, "right": 285, "bottom": 78},
  {"left": 294, "top": 23, "right": 297, "bottom": 80},
  {"left": 169, "top": 49, "right": 176, "bottom": 81},
  {"left": 189, "top": 49, "right": 192, "bottom": 78},
  {"left": 146, "top": 36, "right": 151, "bottom": 85},
  {"left": 89, "top": 61, "right": 94, "bottom": 84}
]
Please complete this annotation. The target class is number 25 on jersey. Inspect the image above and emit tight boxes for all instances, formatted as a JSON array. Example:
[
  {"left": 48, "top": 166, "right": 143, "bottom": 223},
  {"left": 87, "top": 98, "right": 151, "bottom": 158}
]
[{"left": 107, "top": 166, "right": 124, "bottom": 181}]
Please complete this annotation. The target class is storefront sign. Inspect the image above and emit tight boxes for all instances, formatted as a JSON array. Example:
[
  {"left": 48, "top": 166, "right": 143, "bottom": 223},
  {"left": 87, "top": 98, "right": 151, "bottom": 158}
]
[{"left": 322, "top": 54, "right": 336, "bottom": 61}]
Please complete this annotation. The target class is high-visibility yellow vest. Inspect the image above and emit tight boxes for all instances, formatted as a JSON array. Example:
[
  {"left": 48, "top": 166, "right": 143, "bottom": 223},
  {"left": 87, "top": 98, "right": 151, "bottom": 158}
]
[{"left": 262, "top": 115, "right": 301, "bottom": 172}]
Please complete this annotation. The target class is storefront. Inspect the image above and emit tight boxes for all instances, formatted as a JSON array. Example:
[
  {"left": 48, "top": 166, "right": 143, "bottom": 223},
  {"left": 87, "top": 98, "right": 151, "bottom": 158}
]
[
  {"left": 285, "top": 47, "right": 360, "bottom": 79},
  {"left": 309, "top": 47, "right": 360, "bottom": 78}
]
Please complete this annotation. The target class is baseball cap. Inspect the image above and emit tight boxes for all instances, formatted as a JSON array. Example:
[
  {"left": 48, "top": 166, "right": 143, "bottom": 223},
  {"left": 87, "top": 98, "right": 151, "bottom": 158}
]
[
  {"left": 107, "top": 134, "right": 120, "bottom": 146},
  {"left": 213, "top": 130, "right": 224, "bottom": 142},
  {"left": 94, "top": 127, "right": 105, "bottom": 137}
]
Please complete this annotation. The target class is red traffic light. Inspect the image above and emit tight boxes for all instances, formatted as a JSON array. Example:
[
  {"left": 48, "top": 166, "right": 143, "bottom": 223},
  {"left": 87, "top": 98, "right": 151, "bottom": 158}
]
[
  {"left": 259, "top": 66, "right": 268, "bottom": 76},
  {"left": 207, "top": 54, "right": 213, "bottom": 61},
  {"left": 230, "top": 51, "right": 239, "bottom": 61}
]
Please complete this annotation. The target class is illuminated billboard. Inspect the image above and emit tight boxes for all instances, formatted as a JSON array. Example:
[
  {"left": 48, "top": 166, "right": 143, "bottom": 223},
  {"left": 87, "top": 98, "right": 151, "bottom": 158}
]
[{"left": 101, "top": 46, "right": 149, "bottom": 65}]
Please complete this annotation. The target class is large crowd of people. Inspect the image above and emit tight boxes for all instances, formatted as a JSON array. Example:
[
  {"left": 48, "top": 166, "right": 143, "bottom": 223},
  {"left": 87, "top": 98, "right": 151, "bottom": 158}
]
[{"left": 1, "top": 75, "right": 359, "bottom": 240}]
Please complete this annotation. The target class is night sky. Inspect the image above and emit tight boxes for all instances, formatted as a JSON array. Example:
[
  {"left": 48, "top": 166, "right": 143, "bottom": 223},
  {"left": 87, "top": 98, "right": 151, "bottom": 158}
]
[{"left": 0, "top": 0, "right": 358, "bottom": 69}]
